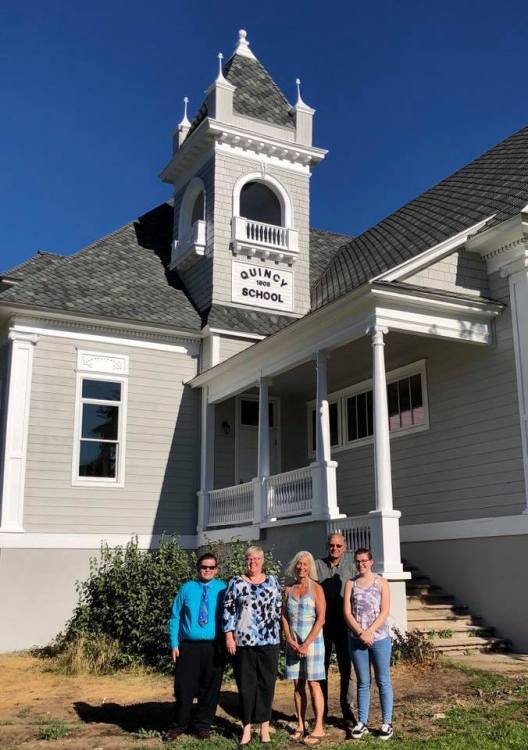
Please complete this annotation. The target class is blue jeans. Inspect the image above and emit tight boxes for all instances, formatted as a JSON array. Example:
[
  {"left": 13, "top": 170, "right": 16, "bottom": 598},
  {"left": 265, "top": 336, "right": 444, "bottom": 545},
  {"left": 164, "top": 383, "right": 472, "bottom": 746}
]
[{"left": 349, "top": 636, "right": 393, "bottom": 724}]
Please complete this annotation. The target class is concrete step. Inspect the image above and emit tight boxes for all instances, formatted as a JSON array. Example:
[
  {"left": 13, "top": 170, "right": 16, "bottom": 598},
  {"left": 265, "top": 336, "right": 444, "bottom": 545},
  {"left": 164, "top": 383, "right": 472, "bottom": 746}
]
[
  {"left": 407, "top": 593, "right": 456, "bottom": 606},
  {"left": 428, "top": 635, "right": 507, "bottom": 652},
  {"left": 407, "top": 616, "right": 480, "bottom": 630},
  {"left": 406, "top": 601, "right": 469, "bottom": 615},
  {"left": 418, "top": 624, "right": 494, "bottom": 636}
]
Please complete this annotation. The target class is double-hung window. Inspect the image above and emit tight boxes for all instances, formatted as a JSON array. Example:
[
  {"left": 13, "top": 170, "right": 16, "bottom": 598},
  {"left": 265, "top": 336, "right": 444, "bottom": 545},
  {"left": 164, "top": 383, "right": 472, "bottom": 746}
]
[
  {"left": 308, "top": 360, "right": 428, "bottom": 455},
  {"left": 73, "top": 351, "right": 128, "bottom": 487}
]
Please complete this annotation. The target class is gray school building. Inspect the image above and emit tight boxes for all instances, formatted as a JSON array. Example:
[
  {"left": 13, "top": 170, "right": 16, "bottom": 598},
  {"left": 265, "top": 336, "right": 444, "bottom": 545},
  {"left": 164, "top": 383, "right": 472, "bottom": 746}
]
[{"left": 1, "top": 30, "right": 527, "bottom": 653}]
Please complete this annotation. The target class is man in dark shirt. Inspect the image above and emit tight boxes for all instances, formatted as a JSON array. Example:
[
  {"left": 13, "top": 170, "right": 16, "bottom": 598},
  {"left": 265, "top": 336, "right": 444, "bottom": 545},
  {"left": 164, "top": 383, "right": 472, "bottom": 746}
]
[{"left": 315, "top": 533, "right": 355, "bottom": 728}]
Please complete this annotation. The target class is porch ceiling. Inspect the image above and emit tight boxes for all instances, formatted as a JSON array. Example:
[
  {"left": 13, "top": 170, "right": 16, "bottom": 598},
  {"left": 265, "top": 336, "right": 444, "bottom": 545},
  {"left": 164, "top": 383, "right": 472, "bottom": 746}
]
[{"left": 191, "top": 283, "right": 504, "bottom": 404}]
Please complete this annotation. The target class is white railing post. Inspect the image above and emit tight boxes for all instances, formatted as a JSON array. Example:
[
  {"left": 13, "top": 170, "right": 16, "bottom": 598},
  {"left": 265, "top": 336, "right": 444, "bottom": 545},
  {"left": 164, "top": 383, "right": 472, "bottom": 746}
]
[
  {"left": 197, "top": 386, "right": 215, "bottom": 540},
  {"left": 311, "top": 351, "right": 341, "bottom": 520}
]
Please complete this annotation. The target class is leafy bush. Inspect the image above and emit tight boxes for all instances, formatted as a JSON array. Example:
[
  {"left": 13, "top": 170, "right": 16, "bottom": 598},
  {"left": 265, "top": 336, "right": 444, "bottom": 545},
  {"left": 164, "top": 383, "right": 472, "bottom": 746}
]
[
  {"left": 53, "top": 536, "right": 281, "bottom": 673},
  {"left": 38, "top": 720, "right": 70, "bottom": 741},
  {"left": 391, "top": 628, "right": 438, "bottom": 666}
]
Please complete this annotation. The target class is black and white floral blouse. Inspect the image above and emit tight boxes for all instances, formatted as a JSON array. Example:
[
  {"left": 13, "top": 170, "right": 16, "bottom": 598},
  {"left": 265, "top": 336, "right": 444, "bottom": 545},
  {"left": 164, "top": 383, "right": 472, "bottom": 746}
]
[{"left": 223, "top": 575, "right": 282, "bottom": 646}]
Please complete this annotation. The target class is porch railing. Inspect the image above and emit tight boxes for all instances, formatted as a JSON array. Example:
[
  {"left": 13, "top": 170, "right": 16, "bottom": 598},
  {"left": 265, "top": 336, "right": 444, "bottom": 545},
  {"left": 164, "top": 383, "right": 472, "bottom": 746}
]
[
  {"left": 232, "top": 216, "right": 299, "bottom": 259},
  {"left": 327, "top": 515, "right": 372, "bottom": 552},
  {"left": 266, "top": 466, "right": 313, "bottom": 519},
  {"left": 207, "top": 481, "right": 254, "bottom": 527}
]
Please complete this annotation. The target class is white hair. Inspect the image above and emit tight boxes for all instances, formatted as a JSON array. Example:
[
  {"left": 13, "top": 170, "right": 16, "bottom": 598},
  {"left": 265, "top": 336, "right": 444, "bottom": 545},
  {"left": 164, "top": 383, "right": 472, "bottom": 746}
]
[{"left": 286, "top": 550, "right": 318, "bottom": 581}]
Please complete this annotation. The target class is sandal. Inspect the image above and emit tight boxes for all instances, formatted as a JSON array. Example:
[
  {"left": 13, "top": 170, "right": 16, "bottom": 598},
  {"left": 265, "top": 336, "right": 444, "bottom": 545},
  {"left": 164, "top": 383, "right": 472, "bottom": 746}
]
[
  {"left": 304, "top": 735, "right": 324, "bottom": 746},
  {"left": 291, "top": 729, "right": 305, "bottom": 742}
]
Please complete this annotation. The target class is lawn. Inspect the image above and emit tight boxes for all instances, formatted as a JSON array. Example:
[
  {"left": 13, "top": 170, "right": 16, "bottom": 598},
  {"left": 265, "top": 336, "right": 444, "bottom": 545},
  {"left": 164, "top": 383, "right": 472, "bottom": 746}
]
[{"left": 0, "top": 653, "right": 526, "bottom": 749}]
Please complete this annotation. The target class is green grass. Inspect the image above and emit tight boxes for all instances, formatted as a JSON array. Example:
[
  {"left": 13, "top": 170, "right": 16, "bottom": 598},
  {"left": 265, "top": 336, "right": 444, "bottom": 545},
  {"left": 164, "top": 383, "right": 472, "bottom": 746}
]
[{"left": 37, "top": 719, "right": 70, "bottom": 741}]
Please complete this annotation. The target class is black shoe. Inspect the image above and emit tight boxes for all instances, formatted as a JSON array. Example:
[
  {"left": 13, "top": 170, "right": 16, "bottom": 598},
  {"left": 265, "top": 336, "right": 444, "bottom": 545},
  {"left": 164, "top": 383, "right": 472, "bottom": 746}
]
[
  {"left": 379, "top": 723, "right": 393, "bottom": 741},
  {"left": 165, "top": 726, "right": 187, "bottom": 741},
  {"left": 350, "top": 722, "right": 369, "bottom": 740},
  {"left": 196, "top": 729, "right": 211, "bottom": 740}
]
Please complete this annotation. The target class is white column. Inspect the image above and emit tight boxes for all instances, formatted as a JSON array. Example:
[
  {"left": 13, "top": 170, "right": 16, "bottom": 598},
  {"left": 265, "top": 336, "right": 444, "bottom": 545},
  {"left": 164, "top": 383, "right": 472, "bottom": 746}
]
[
  {"left": 197, "top": 386, "right": 215, "bottom": 536},
  {"left": 311, "top": 351, "right": 341, "bottom": 519},
  {"left": 0, "top": 331, "right": 38, "bottom": 532},
  {"left": 315, "top": 350, "right": 331, "bottom": 463},
  {"left": 505, "top": 255, "right": 528, "bottom": 513},
  {"left": 369, "top": 325, "right": 394, "bottom": 511},
  {"left": 257, "top": 377, "right": 270, "bottom": 478}
]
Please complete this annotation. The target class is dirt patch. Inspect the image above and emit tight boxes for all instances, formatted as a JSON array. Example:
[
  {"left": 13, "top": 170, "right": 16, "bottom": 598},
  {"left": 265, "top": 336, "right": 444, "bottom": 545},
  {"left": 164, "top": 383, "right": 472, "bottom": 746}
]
[{"left": 0, "top": 652, "right": 521, "bottom": 749}]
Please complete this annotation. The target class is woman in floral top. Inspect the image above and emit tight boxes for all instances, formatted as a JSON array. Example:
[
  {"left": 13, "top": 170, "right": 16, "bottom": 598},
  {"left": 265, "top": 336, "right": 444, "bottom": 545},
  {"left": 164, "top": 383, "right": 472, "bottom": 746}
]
[{"left": 223, "top": 545, "right": 282, "bottom": 745}]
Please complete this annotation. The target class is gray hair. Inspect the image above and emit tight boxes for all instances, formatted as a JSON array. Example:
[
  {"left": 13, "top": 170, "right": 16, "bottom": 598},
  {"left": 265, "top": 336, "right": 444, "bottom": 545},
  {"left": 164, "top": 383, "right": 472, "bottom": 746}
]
[{"left": 286, "top": 550, "right": 318, "bottom": 581}]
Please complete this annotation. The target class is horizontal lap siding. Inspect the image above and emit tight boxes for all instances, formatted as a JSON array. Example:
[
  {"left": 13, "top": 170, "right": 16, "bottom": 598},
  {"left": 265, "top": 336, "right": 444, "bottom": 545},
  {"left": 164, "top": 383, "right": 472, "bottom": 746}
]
[
  {"left": 219, "top": 336, "right": 255, "bottom": 363},
  {"left": 405, "top": 250, "right": 489, "bottom": 297},
  {"left": 24, "top": 335, "right": 200, "bottom": 535},
  {"left": 333, "top": 272, "right": 525, "bottom": 523}
]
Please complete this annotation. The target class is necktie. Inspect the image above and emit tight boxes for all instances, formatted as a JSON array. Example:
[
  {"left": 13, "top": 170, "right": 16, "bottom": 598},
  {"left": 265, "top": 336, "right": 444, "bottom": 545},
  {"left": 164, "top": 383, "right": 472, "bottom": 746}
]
[{"left": 198, "top": 584, "right": 208, "bottom": 627}]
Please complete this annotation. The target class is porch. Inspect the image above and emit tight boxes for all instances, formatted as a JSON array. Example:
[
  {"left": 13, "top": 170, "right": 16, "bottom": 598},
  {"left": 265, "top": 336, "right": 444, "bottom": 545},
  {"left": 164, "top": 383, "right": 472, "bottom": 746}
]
[{"left": 192, "top": 280, "right": 503, "bottom": 611}]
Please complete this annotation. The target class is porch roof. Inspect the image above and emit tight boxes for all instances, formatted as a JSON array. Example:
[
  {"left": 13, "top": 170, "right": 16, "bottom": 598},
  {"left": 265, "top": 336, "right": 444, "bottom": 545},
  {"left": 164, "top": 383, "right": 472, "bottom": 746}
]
[{"left": 190, "top": 280, "right": 504, "bottom": 404}]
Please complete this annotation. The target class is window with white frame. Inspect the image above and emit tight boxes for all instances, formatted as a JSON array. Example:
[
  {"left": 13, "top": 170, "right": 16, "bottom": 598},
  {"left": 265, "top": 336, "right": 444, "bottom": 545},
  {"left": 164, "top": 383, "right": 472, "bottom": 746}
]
[
  {"left": 73, "top": 350, "right": 128, "bottom": 486},
  {"left": 308, "top": 360, "right": 428, "bottom": 454},
  {"left": 77, "top": 378, "right": 124, "bottom": 480}
]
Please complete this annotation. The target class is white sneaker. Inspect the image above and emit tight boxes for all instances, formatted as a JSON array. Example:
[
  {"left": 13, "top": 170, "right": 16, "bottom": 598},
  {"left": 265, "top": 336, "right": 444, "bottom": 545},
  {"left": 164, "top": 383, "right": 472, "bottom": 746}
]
[
  {"left": 350, "top": 722, "right": 369, "bottom": 739},
  {"left": 379, "top": 723, "right": 393, "bottom": 741}
]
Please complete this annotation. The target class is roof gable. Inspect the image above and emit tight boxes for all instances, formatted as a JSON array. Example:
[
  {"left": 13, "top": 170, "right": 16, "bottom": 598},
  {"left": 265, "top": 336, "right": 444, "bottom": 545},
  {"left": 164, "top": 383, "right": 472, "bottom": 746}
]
[{"left": 312, "top": 125, "right": 528, "bottom": 309}]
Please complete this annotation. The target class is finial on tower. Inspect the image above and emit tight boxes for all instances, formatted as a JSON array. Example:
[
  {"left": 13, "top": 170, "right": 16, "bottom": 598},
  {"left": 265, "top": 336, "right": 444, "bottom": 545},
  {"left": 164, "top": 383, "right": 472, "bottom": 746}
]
[
  {"left": 295, "top": 78, "right": 306, "bottom": 107},
  {"left": 216, "top": 52, "right": 227, "bottom": 83},
  {"left": 178, "top": 96, "right": 191, "bottom": 127},
  {"left": 234, "top": 28, "right": 256, "bottom": 59}
]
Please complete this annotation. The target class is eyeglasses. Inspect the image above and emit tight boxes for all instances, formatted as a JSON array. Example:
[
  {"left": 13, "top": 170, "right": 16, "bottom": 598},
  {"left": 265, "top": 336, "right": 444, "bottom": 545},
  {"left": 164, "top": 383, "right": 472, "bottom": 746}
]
[
  {"left": 355, "top": 559, "right": 371, "bottom": 565},
  {"left": 200, "top": 565, "right": 217, "bottom": 570},
  {"left": 329, "top": 544, "right": 343, "bottom": 549}
]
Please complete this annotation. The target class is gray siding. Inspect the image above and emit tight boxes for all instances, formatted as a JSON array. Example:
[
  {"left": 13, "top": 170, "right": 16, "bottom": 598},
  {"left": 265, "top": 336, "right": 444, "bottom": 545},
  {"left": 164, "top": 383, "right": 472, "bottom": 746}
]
[
  {"left": 24, "top": 335, "right": 200, "bottom": 535},
  {"left": 274, "top": 272, "right": 524, "bottom": 525},
  {"left": 405, "top": 249, "right": 489, "bottom": 297},
  {"left": 219, "top": 336, "right": 255, "bottom": 363},
  {"left": 214, "top": 397, "right": 236, "bottom": 489},
  {"left": 176, "top": 158, "right": 215, "bottom": 312}
]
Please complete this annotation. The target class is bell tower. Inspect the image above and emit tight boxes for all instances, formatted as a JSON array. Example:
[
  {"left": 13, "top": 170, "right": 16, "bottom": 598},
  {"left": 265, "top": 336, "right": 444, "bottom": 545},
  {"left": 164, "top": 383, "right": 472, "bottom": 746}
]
[{"left": 160, "top": 30, "right": 327, "bottom": 320}]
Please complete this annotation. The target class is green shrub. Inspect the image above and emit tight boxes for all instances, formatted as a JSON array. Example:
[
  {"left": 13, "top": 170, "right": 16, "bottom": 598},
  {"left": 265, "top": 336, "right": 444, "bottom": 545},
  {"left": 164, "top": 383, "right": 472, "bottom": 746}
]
[
  {"left": 53, "top": 536, "right": 281, "bottom": 673},
  {"left": 391, "top": 628, "right": 438, "bottom": 666},
  {"left": 38, "top": 720, "right": 70, "bottom": 741}
]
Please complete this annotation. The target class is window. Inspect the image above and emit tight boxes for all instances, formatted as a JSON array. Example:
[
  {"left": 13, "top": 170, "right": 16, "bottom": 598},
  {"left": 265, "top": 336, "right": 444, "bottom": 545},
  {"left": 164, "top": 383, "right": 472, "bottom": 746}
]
[
  {"left": 240, "top": 181, "right": 282, "bottom": 226},
  {"left": 240, "top": 398, "right": 275, "bottom": 427},
  {"left": 73, "top": 374, "right": 127, "bottom": 486},
  {"left": 307, "top": 361, "right": 428, "bottom": 455},
  {"left": 191, "top": 191, "right": 204, "bottom": 225}
]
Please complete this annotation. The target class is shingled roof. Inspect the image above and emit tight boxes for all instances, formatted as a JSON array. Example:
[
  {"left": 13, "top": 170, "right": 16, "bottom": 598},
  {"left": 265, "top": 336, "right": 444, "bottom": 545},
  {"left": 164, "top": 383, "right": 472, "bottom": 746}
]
[
  {"left": 312, "top": 124, "right": 528, "bottom": 309},
  {"left": 0, "top": 203, "right": 202, "bottom": 331},
  {"left": 1, "top": 251, "right": 65, "bottom": 282},
  {"left": 187, "top": 46, "right": 293, "bottom": 139}
]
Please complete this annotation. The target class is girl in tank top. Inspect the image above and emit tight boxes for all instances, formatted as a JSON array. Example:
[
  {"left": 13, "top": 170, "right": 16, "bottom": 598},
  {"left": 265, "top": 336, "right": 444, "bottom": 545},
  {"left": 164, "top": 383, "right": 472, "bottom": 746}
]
[{"left": 343, "top": 548, "right": 394, "bottom": 741}]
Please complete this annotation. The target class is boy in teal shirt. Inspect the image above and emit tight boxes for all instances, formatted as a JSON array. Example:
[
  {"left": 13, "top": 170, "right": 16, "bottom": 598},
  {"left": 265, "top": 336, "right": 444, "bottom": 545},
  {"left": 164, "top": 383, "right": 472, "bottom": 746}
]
[{"left": 167, "top": 552, "right": 226, "bottom": 740}]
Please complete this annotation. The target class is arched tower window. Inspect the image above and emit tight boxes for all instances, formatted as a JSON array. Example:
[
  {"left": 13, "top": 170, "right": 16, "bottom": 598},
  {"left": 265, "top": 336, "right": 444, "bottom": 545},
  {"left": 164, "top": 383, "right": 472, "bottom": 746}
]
[
  {"left": 191, "top": 191, "right": 205, "bottom": 225},
  {"left": 240, "top": 181, "right": 282, "bottom": 226}
]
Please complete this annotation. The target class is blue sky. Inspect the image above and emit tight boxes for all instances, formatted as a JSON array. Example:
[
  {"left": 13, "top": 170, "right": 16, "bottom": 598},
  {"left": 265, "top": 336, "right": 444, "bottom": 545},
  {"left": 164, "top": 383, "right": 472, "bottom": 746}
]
[{"left": 1, "top": 0, "right": 527, "bottom": 271}]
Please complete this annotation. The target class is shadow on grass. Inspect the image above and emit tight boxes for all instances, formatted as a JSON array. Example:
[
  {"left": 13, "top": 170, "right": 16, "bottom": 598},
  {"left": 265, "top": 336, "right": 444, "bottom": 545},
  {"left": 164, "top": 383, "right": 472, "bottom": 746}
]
[{"left": 74, "top": 687, "right": 299, "bottom": 739}]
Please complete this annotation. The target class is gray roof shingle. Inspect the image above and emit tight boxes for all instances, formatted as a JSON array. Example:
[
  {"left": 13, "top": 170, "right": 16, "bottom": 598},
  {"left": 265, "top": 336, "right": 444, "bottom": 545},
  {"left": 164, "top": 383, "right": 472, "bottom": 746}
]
[
  {"left": 0, "top": 203, "right": 202, "bottom": 331},
  {"left": 309, "top": 228, "right": 354, "bottom": 286},
  {"left": 312, "top": 125, "right": 528, "bottom": 309},
  {"left": 204, "top": 304, "right": 295, "bottom": 335},
  {"left": 187, "top": 51, "right": 293, "bottom": 139},
  {"left": 1, "top": 251, "right": 65, "bottom": 282}
]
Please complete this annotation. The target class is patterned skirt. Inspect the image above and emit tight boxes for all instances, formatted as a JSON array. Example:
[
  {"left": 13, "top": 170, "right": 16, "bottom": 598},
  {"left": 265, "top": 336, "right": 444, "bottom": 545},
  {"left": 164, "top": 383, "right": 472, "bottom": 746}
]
[{"left": 285, "top": 591, "right": 325, "bottom": 681}]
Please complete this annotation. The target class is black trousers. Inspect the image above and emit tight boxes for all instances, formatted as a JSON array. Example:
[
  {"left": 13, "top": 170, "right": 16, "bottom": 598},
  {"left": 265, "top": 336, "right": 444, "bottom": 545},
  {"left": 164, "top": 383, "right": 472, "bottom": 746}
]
[
  {"left": 322, "top": 623, "right": 355, "bottom": 723},
  {"left": 173, "top": 640, "right": 225, "bottom": 731},
  {"left": 233, "top": 644, "right": 280, "bottom": 725}
]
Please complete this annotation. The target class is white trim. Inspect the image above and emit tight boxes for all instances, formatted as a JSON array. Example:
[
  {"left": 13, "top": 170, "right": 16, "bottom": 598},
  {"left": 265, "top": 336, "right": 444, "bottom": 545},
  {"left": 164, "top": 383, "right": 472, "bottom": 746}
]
[
  {"left": 401, "top": 514, "right": 528, "bottom": 542},
  {"left": 232, "top": 171, "right": 294, "bottom": 228},
  {"left": 205, "top": 327, "right": 266, "bottom": 341},
  {"left": 77, "top": 349, "right": 129, "bottom": 376},
  {"left": 11, "top": 321, "right": 196, "bottom": 354},
  {"left": 375, "top": 216, "right": 495, "bottom": 282},
  {"left": 307, "top": 360, "right": 429, "bottom": 456},
  {"left": 505, "top": 265, "right": 528, "bottom": 512},
  {"left": 0, "top": 331, "right": 37, "bottom": 532},
  {"left": 72, "top": 371, "right": 128, "bottom": 488},
  {"left": 0, "top": 532, "right": 197, "bottom": 549}
]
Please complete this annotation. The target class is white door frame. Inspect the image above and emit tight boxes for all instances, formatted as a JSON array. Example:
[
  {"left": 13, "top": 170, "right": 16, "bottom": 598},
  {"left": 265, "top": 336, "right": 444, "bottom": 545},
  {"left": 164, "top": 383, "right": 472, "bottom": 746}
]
[{"left": 234, "top": 393, "right": 281, "bottom": 483}]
